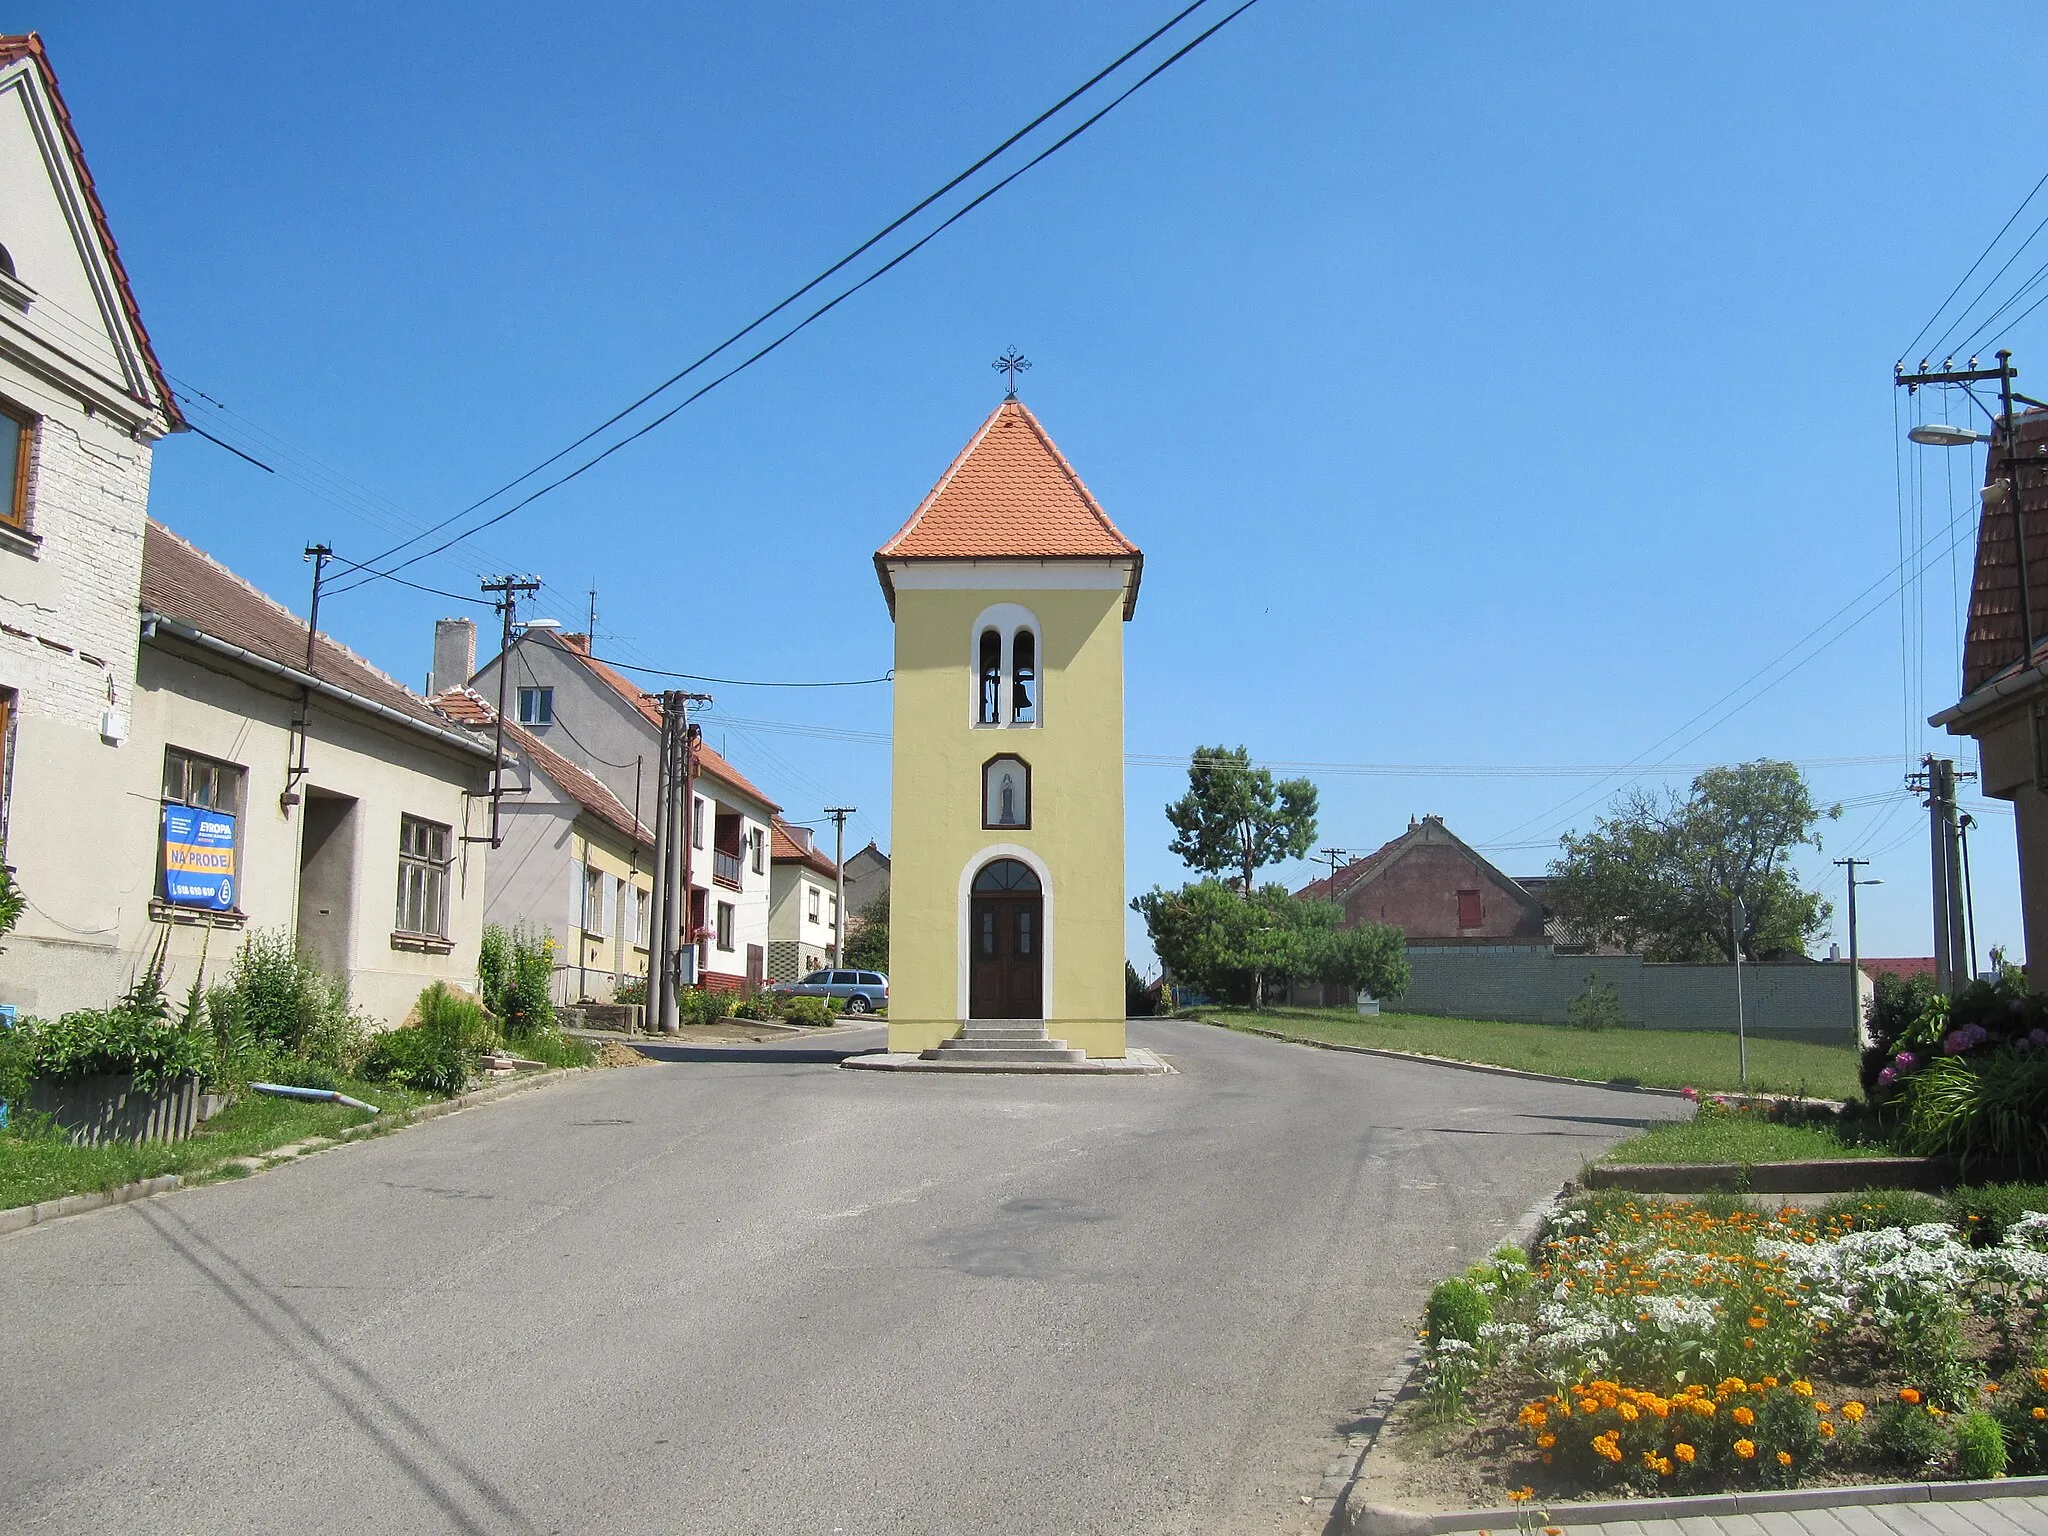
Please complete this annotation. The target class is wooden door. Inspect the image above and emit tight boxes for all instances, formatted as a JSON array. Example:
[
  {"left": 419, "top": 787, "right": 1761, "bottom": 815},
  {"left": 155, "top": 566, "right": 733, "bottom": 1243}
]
[{"left": 969, "top": 894, "right": 1043, "bottom": 1019}]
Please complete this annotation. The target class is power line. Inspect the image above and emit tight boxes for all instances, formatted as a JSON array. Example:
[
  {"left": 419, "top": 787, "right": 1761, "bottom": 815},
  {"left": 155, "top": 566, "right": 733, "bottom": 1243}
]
[
  {"left": 592, "top": 654, "right": 892, "bottom": 688},
  {"left": 1902, "top": 167, "right": 2048, "bottom": 362},
  {"left": 329, "top": 0, "right": 1266, "bottom": 597},
  {"left": 1926, "top": 203, "right": 2048, "bottom": 363},
  {"left": 346, "top": 0, "right": 1219, "bottom": 579},
  {"left": 324, "top": 552, "right": 492, "bottom": 608}
]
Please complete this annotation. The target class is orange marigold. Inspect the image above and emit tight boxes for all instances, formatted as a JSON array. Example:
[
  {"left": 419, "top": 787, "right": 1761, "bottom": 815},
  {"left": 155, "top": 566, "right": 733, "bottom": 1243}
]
[
  {"left": 1536, "top": 1434, "right": 1556, "bottom": 1450},
  {"left": 1842, "top": 1402, "right": 1866, "bottom": 1423},
  {"left": 1674, "top": 1442, "right": 1696, "bottom": 1463},
  {"left": 1819, "top": 1421, "right": 1835, "bottom": 1438},
  {"left": 1735, "top": 1439, "right": 1756, "bottom": 1459},
  {"left": 1777, "top": 1451, "right": 1793, "bottom": 1467},
  {"left": 2034, "top": 1407, "right": 2047, "bottom": 1422},
  {"left": 1731, "top": 1406, "right": 1756, "bottom": 1427},
  {"left": 1899, "top": 1388, "right": 1922, "bottom": 1405}
]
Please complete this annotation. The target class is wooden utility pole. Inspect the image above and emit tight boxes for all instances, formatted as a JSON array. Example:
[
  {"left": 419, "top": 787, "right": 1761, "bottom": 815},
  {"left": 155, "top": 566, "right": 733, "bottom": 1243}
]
[
  {"left": 824, "top": 806, "right": 856, "bottom": 965},
  {"left": 478, "top": 575, "right": 541, "bottom": 849}
]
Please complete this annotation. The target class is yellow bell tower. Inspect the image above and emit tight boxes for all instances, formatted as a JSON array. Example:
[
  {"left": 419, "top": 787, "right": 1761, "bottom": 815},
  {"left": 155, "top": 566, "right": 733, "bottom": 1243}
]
[{"left": 874, "top": 393, "right": 1142, "bottom": 1060}]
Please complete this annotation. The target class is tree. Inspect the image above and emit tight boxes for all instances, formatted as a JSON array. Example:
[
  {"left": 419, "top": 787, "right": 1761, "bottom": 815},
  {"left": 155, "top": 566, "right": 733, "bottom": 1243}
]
[
  {"left": 1164, "top": 745, "right": 1319, "bottom": 896},
  {"left": 1546, "top": 760, "right": 1839, "bottom": 963},
  {"left": 845, "top": 888, "right": 890, "bottom": 971},
  {"left": 1131, "top": 881, "right": 1406, "bottom": 1008}
]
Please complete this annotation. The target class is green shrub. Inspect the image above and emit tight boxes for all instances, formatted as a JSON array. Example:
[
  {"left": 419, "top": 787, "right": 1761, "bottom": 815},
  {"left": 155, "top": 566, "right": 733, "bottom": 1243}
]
[
  {"left": 1902, "top": 1050, "right": 2048, "bottom": 1177},
  {"left": 217, "top": 929, "right": 348, "bottom": 1056},
  {"left": 1998, "top": 1370, "right": 2048, "bottom": 1472},
  {"left": 0, "top": 838, "right": 24, "bottom": 946},
  {"left": 782, "top": 996, "right": 829, "bottom": 1027},
  {"left": 612, "top": 977, "right": 647, "bottom": 1006},
  {"left": 479, "top": 923, "right": 555, "bottom": 1035},
  {"left": 23, "top": 943, "right": 213, "bottom": 1093},
  {"left": 503, "top": 1026, "right": 594, "bottom": 1070},
  {"left": 415, "top": 982, "right": 498, "bottom": 1053},
  {"left": 361, "top": 1026, "right": 469, "bottom": 1095},
  {"left": 1424, "top": 1276, "right": 1493, "bottom": 1350},
  {"left": 678, "top": 987, "right": 734, "bottom": 1026},
  {"left": 1471, "top": 1243, "right": 1533, "bottom": 1299},
  {"left": 730, "top": 994, "right": 782, "bottom": 1021},
  {"left": 1567, "top": 972, "right": 1628, "bottom": 1031},
  {"left": 1873, "top": 1395, "right": 1954, "bottom": 1469},
  {"left": 1948, "top": 1184, "right": 2048, "bottom": 1246},
  {"left": 1954, "top": 1410, "right": 2008, "bottom": 1480},
  {"left": 0, "top": 1016, "right": 31, "bottom": 1106},
  {"left": 1816, "top": 1190, "right": 1950, "bottom": 1232}
]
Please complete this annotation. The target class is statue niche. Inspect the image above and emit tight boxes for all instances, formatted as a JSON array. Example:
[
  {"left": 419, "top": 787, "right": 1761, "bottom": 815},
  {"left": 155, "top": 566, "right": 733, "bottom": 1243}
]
[{"left": 981, "top": 754, "right": 1031, "bottom": 831}]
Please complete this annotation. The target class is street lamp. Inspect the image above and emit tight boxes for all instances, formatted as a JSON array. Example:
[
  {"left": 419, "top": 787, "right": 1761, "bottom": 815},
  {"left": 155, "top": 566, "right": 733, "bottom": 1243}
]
[{"left": 1907, "top": 423, "right": 1989, "bottom": 447}]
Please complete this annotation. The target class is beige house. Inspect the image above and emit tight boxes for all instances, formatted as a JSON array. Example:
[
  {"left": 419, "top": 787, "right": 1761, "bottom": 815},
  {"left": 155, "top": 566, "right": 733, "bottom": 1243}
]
[
  {"left": 4, "top": 522, "right": 496, "bottom": 1022},
  {"left": 767, "top": 817, "right": 838, "bottom": 983}
]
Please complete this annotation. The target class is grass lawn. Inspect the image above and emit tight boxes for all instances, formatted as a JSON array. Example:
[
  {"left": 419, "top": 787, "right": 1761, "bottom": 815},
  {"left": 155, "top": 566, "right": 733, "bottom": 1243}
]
[
  {"left": 0, "top": 1076, "right": 440, "bottom": 1212},
  {"left": 1192, "top": 1005, "right": 1861, "bottom": 1100},
  {"left": 1599, "top": 1114, "right": 1896, "bottom": 1165}
]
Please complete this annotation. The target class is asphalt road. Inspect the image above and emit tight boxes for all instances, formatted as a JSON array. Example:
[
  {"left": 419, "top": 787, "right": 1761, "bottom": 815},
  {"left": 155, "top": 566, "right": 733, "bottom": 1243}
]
[{"left": 0, "top": 1020, "right": 1685, "bottom": 1536}]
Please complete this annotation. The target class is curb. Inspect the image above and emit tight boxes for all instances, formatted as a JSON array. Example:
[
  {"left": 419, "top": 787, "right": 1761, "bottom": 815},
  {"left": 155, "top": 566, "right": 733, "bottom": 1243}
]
[
  {"left": 1345, "top": 1474, "right": 2048, "bottom": 1534},
  {"left": 1324, "top": 1184, "right": 1571, "bottom": 1521},
  {"left": 1191, "top": 1019, "right": 1692, "bottom": 1099},
  {"left": 0, "top": 1067, "right": 587, "bottom": 1241}
]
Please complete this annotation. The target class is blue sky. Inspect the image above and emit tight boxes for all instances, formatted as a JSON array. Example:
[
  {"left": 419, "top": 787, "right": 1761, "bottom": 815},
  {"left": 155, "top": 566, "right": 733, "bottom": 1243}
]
[{"left": 24, "top": 1, "right": 2048, "bottom": 966}]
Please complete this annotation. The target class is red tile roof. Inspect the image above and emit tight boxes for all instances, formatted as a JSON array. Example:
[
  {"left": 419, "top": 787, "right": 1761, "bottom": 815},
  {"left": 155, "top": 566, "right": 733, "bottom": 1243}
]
[
  {"left": 0, "top": 35, "right": 182, "bottom": 429},
  {"left": 142, "top": 521, "right": 485, "bottom": 754},
  {"left": 431, "top": 686, "right": 652, "bottom": 848},
  {"left": 874, "top": 399, "right": 1142, "bottom": 617},
  {"left": 770, "top": 816, "right": 838, "bottom": 878},
  {"left": 548, "top": 633, "right": 781, "bottom": 812},
  {"left": 1860, "top": 956, "right": 1939, "bottom": 982}
]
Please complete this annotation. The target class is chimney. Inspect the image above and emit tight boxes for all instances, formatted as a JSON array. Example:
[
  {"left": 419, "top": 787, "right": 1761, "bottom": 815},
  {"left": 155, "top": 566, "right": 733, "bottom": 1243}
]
[
  {"left": 429, "top": 617, "right": 476, "bottom": 695},
  {"left": 791, "top": 826, "right": 813, "bottom": 852}
]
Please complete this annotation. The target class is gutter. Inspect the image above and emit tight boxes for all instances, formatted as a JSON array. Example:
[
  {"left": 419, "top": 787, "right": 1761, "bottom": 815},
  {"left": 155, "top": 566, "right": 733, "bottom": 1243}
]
[
  {"left": 1928, "top": 658, "right": 2048, "bottom": 728},
  {"left": 140, "top": 612, "right": 496, "bottom": 761}
]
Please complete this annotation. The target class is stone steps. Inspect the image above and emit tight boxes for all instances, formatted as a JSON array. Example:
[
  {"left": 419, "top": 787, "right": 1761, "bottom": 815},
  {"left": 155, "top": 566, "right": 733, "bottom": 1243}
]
[{"left": 921, "top": 1020, "right": 1088, "bottom": 1065}]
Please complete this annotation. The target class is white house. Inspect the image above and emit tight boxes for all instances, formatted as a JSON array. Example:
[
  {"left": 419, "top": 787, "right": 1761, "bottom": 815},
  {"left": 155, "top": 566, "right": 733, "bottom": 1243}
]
[
  {"left": 432, "top": 684, "right": 656, "bottom": 1005},
  {"left": 767, "top": 817, "right": 839, "bottom": 983},
  {"left": 463, "top": 623, "right": 780, "bottom": 993}
]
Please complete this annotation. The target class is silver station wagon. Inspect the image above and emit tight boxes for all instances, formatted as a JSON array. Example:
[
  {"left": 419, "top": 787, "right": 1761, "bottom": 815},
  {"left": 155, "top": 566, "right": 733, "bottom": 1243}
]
[{"left": 773, "top": 969, "right": 889, "bottom": 1013}]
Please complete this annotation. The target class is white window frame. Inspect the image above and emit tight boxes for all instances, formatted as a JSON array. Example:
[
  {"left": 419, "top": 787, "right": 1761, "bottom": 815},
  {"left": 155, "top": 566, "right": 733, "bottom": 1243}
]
[
  {"left": 807, "top": 887, "right": 821, "bottom": 923},
  {"left": 396, "top": 815, "right": 453, "bottom": 938},
  {"left": 750, "top": 825, "right": 765, "bottom": 875},
  {"left": 692, "top": 795, "right": 706, "bottom": 850},
  {"left": 517, "top": 685, "right": 553, "bottom": 725},
  {"left": 968, "top": 602, "right": 1042, "bottom": 729},
  {"left": 715, "top": 900, "right": 735, "bottom": 952}
]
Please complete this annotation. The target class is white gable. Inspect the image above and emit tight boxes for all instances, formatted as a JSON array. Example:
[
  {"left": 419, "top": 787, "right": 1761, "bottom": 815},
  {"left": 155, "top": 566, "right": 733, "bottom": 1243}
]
[{"left": 0, "top": 52, "right": 173, "bottom": 432}]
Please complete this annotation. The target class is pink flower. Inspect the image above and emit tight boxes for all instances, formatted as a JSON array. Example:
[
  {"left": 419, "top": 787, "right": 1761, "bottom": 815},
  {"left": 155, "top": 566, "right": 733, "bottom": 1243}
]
[
  {"left": 1681, "top": 1087, "right": 1699, "bottom": 1101},
  {"left": 1877, "top": 1067, "right": 1897, "bottom": 1087},
  {"left": 1895, "top": 1051, "right": 1918, "bottom": 1071}
]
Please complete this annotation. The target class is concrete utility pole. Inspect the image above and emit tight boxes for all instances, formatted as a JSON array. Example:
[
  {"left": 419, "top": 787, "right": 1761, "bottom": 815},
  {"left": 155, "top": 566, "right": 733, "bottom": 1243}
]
[
  {"left": 648, "top": 691, "right": 711, "bottom": 1033},
  {"left": 479, "top": 575, "right": 541, "bottom": 848},
  {"left": 1916, "top": 757, "right": 1971, "bottom": 995},
  {"left": 1959, "top": 812, "right": 1981, "bottom": 980},
  {"left": 824, "top": 806, "right": 856, "bottom": 965},
  {"left": 1834, "top": 857, "right": 1880, "bottom": 1041},
  {"left": 1731, "top": 897, "right": 1748, "bottom": 1091}
]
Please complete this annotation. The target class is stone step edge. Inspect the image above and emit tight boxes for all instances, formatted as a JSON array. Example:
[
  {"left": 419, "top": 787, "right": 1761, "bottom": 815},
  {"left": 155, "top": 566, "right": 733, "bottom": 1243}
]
[
  {"left": 0, "top": 1067, "right": 589, "bottom": 1241},
  {"left": 1347, "top": 1475, "right": 2048, "bottom": 1535}
]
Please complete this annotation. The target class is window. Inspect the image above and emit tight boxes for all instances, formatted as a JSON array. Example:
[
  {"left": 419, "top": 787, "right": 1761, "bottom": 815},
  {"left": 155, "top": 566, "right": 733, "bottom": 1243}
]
[
  {"left": 1011, "top": 630, "right": 1036, "bottom": 724},
  {"left": 859, "top": 972, "right": 885, "bottom": 987},
  {"left": 583, "top": 865, "right": 608, "bottom": 936},
  {"left": 692, "top": 796, "right": 705, "bottom": 850},
  {"left": 832, "top": 971, "right": 856, "bottom": 986},
  {"left": 163, "top": 747, "right": 244, "bottom": 814},
  {"left": 808, "top": 888, "right": 821, "bottom": 922},
  {"left": 973, "top": 857, "right": 1041, "bottom": 893},
  {"left": 802, "top": 971, "right": 831, "bottom": 986},
  {"left": 631, "top": 884, "right": 650, "bottom": 946},
  {"left": 715, "top": 900, "right": 735, "bottom": 951},
  {"left": 160, "top": 747, "right": 246, "bottom": 912},
  {"left": 0, "top": 400, "right": 32, "bottom": 532},
  {"left": 978, "top": 628, "right": 1002, "bottom": 724},
  {"left": 750, "top": 825, "right": 766, "bottom": 875},
  {"left": 1456, "top": 889, "right": 1483, "bottom": 929},
  {"left": 517, "top": 686, "right": 553, "bottom": 725},
  {"left": 396, "top": 815, "right": 453, "bottom": 937}
]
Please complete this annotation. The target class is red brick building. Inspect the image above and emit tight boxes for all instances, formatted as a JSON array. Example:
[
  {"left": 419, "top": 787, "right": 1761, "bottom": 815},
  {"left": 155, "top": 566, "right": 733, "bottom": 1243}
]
[{"left": 1296, "top": 815, "right": 1547, "bottom": 943}]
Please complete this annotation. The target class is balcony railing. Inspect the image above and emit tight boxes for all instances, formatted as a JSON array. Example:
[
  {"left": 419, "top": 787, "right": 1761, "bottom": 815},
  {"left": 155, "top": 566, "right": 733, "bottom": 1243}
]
[{"left": 713, "top": 849, "right": 743, "bottom": 889}]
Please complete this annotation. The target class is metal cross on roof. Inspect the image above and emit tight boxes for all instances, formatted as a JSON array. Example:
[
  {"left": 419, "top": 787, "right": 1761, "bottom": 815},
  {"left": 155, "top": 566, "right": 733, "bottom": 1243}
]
[{"left": 993, "top": 349, "right": 1031, "bottom": 398}]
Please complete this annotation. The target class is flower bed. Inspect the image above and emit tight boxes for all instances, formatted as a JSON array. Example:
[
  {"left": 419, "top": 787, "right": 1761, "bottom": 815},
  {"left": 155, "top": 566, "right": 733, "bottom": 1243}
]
[{"left": 1391, "top": 1192, "right": 2048, "bottom": 1503}]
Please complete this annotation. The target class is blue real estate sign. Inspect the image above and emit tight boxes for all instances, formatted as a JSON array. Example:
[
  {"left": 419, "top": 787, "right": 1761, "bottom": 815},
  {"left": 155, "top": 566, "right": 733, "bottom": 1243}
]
[{"left": 161, "top": 804, "right": 236, "bottom": 911}]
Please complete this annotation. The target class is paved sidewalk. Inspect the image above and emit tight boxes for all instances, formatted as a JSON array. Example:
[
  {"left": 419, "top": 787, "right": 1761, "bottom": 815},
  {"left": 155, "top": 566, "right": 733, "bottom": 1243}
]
[{"left": 1554, "top": 1494, "right": 2048, "bottom": 1534}]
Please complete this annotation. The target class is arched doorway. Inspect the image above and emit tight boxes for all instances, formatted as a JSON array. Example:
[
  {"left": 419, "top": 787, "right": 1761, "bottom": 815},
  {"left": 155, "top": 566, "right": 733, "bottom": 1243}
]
[{"left": 969, "top": 857, "right": 1043, "bottom": 1019}]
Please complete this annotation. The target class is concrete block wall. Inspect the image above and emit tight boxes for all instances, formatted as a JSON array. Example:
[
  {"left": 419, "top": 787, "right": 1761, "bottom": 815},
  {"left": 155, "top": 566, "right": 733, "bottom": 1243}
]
[{"left": 1400, "top": 945, "right": 1863, "bottom": 1045}]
